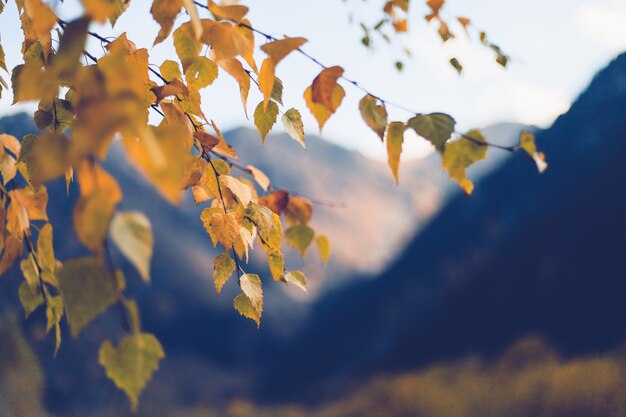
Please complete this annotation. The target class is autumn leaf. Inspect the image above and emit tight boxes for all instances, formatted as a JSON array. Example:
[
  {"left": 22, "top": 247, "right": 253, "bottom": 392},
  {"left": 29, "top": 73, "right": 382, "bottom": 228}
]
[
  {"left": 73, "top": 162, "right": 122, "bottom": 254},
  {"left": 359, "top": 95, "right": 388, "bottom": 141},
  {"left": 254, "top": 100, "right": 279, "bottom": 142},
  {"left": 203, "top": 211, "right": 240, "bottom": 249},
  {"left": 281, "top": 108, "right": 306, "bottom": 148},
  {"left": 408, "top": 113, "right": 456, "bottom": 152},
  {"left": 519, "top": 130, "right": 548, "bottom": 173},
  {"left": 386, "top": 121, "right": 406, "bottom": 184},
  {"left": 150, "top": 0, "right": 184, "bottom": 45},
  {"left": 18, "top": 281, "right": 43, "bottom": 318},
  {"left": 57, "top": 257, "right": 124, "bottom": 338},
  {"left": 239, "top": 273, "right": 263, "bottom": 316},
  {"left": 285, "top": 224, "right": 315, "bottom": 257},
  {"left": 174, "top": 22, "right": 201, "bottom": 71},
  {"left": 186, "top": 56, "right": 218, "bottom": 92},
  {"left": 258, "top": 190, "right": 289, "bottom": 215},
  {"left": 316, "top": 234, "right": 331, "bottom": 263},
  {"left": 218, "top": 58, "right": 251, "bottom": 116},
  {"left": 208, "top": 2, "right": 249, "bottom": 23},
  {"left": 99, "top": 333, "right": 165, "bottom": 411},
  {"left": 311, "top": 66, "right": 344, "bottom": 111},
  {"left": 24, "top": 0, "right": 57, "bottom": 60},
  {"left": 261, "top": 37, "right": 307, "bottom": 65},
  {"left": 304, "top": 84, "right": 345, "bottom": 131},
  {"left": 267, "top": 250, "right": 284, "bottom": 281},
  {"left": 201, "top": 19, "right": 251, "bottom": 62},
  {"left": 219, "top": 175, "right": 253, "bottom": 206},
  {"left": 247, "top": 165, "right": 270, "bottom": 191},
  {"left": 285, "top": 196, "right": 312, "bottom": 226},
  {"left": 233, "top": 293, "right": 261, "bottom": 327},
  {"left": 213, "top": 252, "right": 236, "bottom": 295},
  {"left": 110, "top": 211, "right": 154, "bottom": 283},
  {"left": 442, "top": 129, "right": 488, "bottom": 195},
  {"left": 283, "top": 270, "right": 307, "bottom": 293}
]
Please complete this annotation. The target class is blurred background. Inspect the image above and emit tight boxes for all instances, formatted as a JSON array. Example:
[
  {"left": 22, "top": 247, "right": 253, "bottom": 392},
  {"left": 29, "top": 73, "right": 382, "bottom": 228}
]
[{"left": 0, "top": 1, "right": 625, "bottom": 416}]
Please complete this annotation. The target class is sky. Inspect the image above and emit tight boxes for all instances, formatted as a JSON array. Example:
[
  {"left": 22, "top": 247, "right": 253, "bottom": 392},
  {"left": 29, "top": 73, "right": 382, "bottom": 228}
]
[{"left": 0, "top": 0, "right": 625, "bottom": 160}]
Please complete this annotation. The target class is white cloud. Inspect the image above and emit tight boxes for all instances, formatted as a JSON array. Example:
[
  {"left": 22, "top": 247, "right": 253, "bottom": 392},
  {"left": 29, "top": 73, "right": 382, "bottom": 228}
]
[{"left": 576, "top": 1, "right": 626, "bottom": 53}]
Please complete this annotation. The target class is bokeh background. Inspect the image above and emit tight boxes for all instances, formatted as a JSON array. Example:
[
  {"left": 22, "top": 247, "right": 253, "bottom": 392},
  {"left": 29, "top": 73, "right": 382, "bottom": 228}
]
[{"left": 0, "top": 1, "right": 625, "bottom": 416}]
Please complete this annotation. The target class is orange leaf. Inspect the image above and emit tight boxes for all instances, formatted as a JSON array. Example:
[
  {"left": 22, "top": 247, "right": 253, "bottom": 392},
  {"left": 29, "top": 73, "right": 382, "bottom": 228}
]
[
  {"left": 311, "top": 66, "right": 344, "bottom": 110},
  {"left": 260, "top": 37, "right": 307, "bottom": 65}
]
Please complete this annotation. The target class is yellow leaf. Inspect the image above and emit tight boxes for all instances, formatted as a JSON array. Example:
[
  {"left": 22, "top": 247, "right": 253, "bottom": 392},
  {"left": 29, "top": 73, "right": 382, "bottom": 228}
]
[
  {"left": 36, "top": 222, "right": 56, "bottom": 274},
  {"left": 218, "top": 58, "right": 250, "bottom": 116},
  {"left": 57, "top": 257, "right": 124, "bottom": 338},
  {"left": 182, "top": 0, "right": 203, "bottom": 41},
  {"left": 110, "top": 211, "right": 153, "bottom": 283},
  {"left": 244, "top": 202, "right": 274, "bottom": 242},
  {"left": 82, "top": 0, "right": 124, "bottom": 24},
  {"left": 359, "top": 95, "right": 388, "bottom": 141},
  {"left": 304, "top": 84, "right": 345, "bottom": 131},
  {"left": 281, "top": 108, "right": 306, "bottom": 148},
  {"left": 283, "top": 270, "right": 307, "bottom": 293},
  {"left": 18, "top": 281, "right": 43, "bottom": 318},
  {"left": 122, "top": 124, "right": 188, "bottom": 204},
  {"left": 185, "top": 56, "right": 218, "bottom": 92},
  {"left": 99, "top": 333, "right": 164, "bottom": 411},
  {"left": 386, "top": 121, "right": 406, "bottom": 184},
  {"left": 261, "top": 37, "right": 307, "bottom": 65},
  {"left": 18, "top": 133, "right": 71, "bottom": 185},
  {"left": 254, "top": 100, "right": 279, "bottom": 143},
  {"left": 233, "top": 293, "right": 261, "bottom": 327},
  {"left": 182, "top": 155, "right": 207, "bottom": 190},
  {"left": 267, "top": 250, "right": 284, "bottom": 281},
  {"left": 73, "top": 162, "right": 121, "bottom": 254},
  {"left": 213, "top": 252, "right": 235, "bottom": 295},
  {"left": 246, "top": 165, "right": 270, "bottom": 191},
  {"left": 285, "top": 224, "right": 314, "bottom": 258},
  {"left": 201, "top": 19, "right": 251, "bottom": 62},
  {"left": 203, "top": 211, "right": 240, "bottom": 249},
  {"left": 192, "top": 160, "right": 230, "bottom": 204},
  {"left": 173, "top": 22, "right": 201, "bottom": 71},
  {"left": 258, "top": 58, "right": 275, "bottom": 108},
  {"left": 239, "top": 273, "right": 263, "bottom": 315},
  {"left": 209, "top": 120, "right": 238, "bottom": 159},
  {"left": 311, "top": 66, "right": 344, "bottom": 110},
  {"left": 285, "top": 196, "right": 312, "bottom": 226},
  {"left": 442, "top": 130, "right": 488, "bottom": 195},
  {"left": 316, "top": 234, "right": 331, "bottom": 263},
  {"left": 24, "top": 0, "right": 56, "bottom": 60},
  {"left": 0, "top": 237, "right": 23, "bottom": 276},
  {"left": 219, "top": 175, "right": 253, "bottom": 207},
  {"left": 519, "top": 130, "right": 548, "bottom": 173},
  {"left": 150, "top": 0, "right": 184, "bottom": 45},
  {"left": 9, "top": 186, "right": 49, "bottom": 224},
  {"left": 208, "top": 3, "right": 249, "bottom": 23},
  {"left": 160, "top": 60, "right": 182, "bottom": 81}
]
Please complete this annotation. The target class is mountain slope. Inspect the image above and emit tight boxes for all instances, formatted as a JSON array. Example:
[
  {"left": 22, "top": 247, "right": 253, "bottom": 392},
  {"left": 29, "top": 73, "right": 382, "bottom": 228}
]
[{"left": 257, "top": 52, "right": 626, "bottom": 402}]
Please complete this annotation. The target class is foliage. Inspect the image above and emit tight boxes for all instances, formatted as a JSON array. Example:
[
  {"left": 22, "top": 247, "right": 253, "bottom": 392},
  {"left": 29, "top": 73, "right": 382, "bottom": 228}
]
[{"left": 0, "top": 0, "right": 547, "bottom": 410}]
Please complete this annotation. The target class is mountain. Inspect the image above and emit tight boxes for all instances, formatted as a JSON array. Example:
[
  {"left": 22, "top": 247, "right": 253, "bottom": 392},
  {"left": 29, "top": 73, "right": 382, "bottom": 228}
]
[
  {"left": 0, "top": 108, "right": 524, "bottom": 415},
  {"left": 257, "top": 52, "right": 626, "bottom": 402}
]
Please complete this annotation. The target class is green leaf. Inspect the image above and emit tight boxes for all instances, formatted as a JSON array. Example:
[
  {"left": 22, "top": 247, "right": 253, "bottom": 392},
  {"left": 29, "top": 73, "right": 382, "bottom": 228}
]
[
  {"left": 45, "top": 295, "right": 64, "bottom": 355},
  {"left": 110, "top": 211, "right": 154, "bottom": 283},
  {"left": 233, "top": 293, "right": 261, "bottom": 327},
  {"left": 285, "top": 224, "right": 315, "bottom": 258},
  {"left": 316, "top": 234, "right": 331, "bottom": 263},
  {"left": 239, "top": 273, "right": 263, "bottom": 315},
  {"left": 519, "top": 130, "right": 548, "bottom": 173},
  {"left": 18, "top": 282, "right": 43, "bottom": 318},
  {"left": 408, "top": 113, "right": 456, "bottom": 153},
  {"left": 386, "top": 121, "right": 406, "bottom": 184},
  {"left": 244, "top": 202, "right": 274, "bottom": 243},
  {"left": 267, "top": 250, "right": 284, "bottom": 281},
  {"left": 185, "top": 56, "right": 218, "bottom": 92},
  {"left": 99, "top": 333, "right": 165, "bottom": 411},
  {"left": 283, "top": 270, "right": 307, "bottom": 293},
  {"left": 281, "top": 108, "right": 306, "bottom": 148},
  {"left": 254, "top": 100, "right": 279, "bottom": 143},
  {"left": 57, "top": 257, "right": 124, "bottom": 338},
  {"left": 359, "top": 94, "right": 388, "bottom": 140},
  {"left": 270, "top": 77, "right": 284, "bottom": 105},
  {"left": 213, "top": 252, "right": 235, "bottom": 295},
  {"left": 442, "top": 130, "right": 488, "bottom": 195}
]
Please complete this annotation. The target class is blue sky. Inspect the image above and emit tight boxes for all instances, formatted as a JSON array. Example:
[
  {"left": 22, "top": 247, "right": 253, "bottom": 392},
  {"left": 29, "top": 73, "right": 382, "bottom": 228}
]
[{"left": 1, "top": 0, "right": 625, "bottom": 159}]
